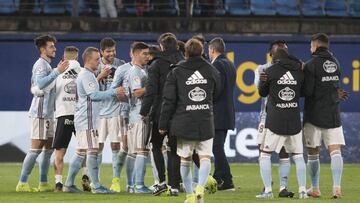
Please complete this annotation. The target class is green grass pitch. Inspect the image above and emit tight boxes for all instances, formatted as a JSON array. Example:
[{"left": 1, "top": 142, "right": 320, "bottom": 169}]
[{"left": 0, "top": 163, "right": 359, "bottom": 202}]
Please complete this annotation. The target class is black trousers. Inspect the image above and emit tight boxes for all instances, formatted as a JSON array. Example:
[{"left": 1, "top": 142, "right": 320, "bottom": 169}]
[
  {"left": 167, "top": 135, "right": 181, "bottom": 189},
  {"left": 150, "top": 121, "right": 166, "bottom": 183},
  {"left": 212, "top": 129, "right": 233, "bottom": 184}
]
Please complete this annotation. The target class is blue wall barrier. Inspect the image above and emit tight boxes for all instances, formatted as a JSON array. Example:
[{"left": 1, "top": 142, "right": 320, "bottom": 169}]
[{"left": 0, "top": 33, "right": 359, "bottom": 162}]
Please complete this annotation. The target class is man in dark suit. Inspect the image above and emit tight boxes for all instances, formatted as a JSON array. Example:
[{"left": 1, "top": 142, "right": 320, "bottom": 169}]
[{"left": 208, "top": 37, "right": 236, "bottom": 191}]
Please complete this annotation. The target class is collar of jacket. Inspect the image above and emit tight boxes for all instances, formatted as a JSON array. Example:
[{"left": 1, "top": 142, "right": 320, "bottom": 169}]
[
  {"left": 313, "top": 47, "right": 333, "bottom": 58},
  {"left": 177, "top": 56, "right": 210, "bottom": 70}
]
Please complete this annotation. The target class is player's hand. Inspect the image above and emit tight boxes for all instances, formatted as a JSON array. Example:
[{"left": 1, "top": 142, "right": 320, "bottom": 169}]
[
  {"left": 31, "top": 85, "right": 44, "bottom": 97},
  {"left": 260, "top": 72, "right": 268, "bottom": 82},
  {"left": 159, "top": 129, "right": 167, "bottom": 135},
  {"left": 57, "top": 60, "right": 69, "bottom": 73},
  {"left": 98, "top": 66, "right": 111, "bottom": 79},
  {"left": 115, "top": 86, "right": 127, "bottom": 101},
  {"left": 338, "top": 88, "right": 349, "bottom": 101}
]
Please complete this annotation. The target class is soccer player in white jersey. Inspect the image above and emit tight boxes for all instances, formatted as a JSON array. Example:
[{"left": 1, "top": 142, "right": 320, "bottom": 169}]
[
  {"left": 254, "top": 40, "right": 295, "bottom": 198},
  {"left": 63, "top": 47, "right": 124, "bottom": 194},
  {"left": 16, "top": 35, "right": 69, "bottom": 192},
  {"left": 96, "top": 37, "right": 126, "bottom": 192},
  {"left": 124, "top": 42, "right": 152, "bottom": 193}
]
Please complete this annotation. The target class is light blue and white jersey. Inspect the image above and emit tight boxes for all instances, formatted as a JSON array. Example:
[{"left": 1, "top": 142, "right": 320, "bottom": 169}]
[
  {"left": 111, "top": 62, "right": 132, "bottom": 118},
  {"left": 98, "top": 58, "right": 125, "bottom": 118},
  {"left": 254, "top": 62, "right": 272, "bottom": 123},
  {"left": 74, "top": 68, "right": 117, "bottom": 131},
  {"left": 125, "top": 64, "right": 147, "bottom": 124},
  {"left": 29, "top": 57, "right": 60, "bottom": 119}
]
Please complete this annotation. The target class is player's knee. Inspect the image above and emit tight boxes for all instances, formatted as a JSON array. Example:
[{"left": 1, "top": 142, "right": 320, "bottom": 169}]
[
  {"left": 330, "top": 149, "right": 342, "bottom": 157},
  {"left": 199, "top": 156, "right": 211, "bottom": 162},
  {"left": 29, "top": 149, "right": 42, "bottom": 154},
  {"left": 307, "top": 147, "right": 320, "bottom": 155},
  {"left": 180, "top": 159, "right": 191, "bottom": 167},
  {"left": 76, "top": 150, "right": 86, "bottom": 157},
  {"left": 328, "top": 144, "right": 341, "bottom": 154},
  {"left": 260, "top": 151, "right": 272, "bottom": 159}
]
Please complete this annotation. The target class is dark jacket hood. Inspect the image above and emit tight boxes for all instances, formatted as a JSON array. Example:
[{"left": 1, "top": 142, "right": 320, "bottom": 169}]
[
  {"left": 176, "top": 56, "right": 211, "bottom": 71},
  {"left": 153, "top": 50, "right": 184, "bottom": 65},
  {"left": 275, "top": 55, "right": 302, "bottom": 71},
  {"left": 312, "top": 47, "right": 333, "bottom": 59}
]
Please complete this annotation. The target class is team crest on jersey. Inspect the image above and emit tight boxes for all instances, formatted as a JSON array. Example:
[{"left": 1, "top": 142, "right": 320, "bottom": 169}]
[
  {"left": 188, "top": 87, "right": 207, "bottom": 102},
  {"left": 278, "top": 87, "right": 295, "bottom": 101},
  {"left": 323, "top": 60, "right": 337, "bottom": 73},
  {"left": 88, "top": 82, "right": 96, "bottom": 90},
  {"left": 35, "top": 66, "right": 47, "bottom": 74},
  {"left": 64, "top": 81, "right": 76, "bottom": 94}
]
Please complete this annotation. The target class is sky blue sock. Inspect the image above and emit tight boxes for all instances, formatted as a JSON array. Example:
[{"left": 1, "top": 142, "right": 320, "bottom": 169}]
[
  {"left": 112, "top": 150, "right": 120, "bottom": 178},
  {"left": 126, "top": 155, "right": 135, "bottom": 186},
  {"left": 259, "top": 153, "right": 272, "bottom": 192},
  {"left": 134, "top": 154, "right": 147, "bottom": 187},
  {"left": 97, "top": 152, "right": 102, "bottom": 180},
  {"left": 180, "top": 161, "right": 192, "bottom": 194},
  {"left": 118, "top": 150, "right": 127, "bottom": 178},
  {"left": 193, "top": 164, "right": 199, "bottom": 184},
  {"left": 65, "top": 153, "right": 85, "bottom": 187},
  {"left": 293, "top": 154, "right": 306, "bottom": 192},
  {"left": 19, "top": 150, "right": 41, "bottom": 183},
  {"left": 39, "top": 149, "right": 53, "bottom": 183},
  {"left": 331, "top": 151, "right": 343, "bottom": 188},
  {"left": 87, "top": 154, "right": 101, "bottom": 189},
  {"left": 198, "top": 159, "right": 211, "bottom": 186},
  {"left": 279, "top": 158, "right": 290, "bottom": 191},
  {"left": 307, "top": 154, "right": 320, "bottom": 189}
]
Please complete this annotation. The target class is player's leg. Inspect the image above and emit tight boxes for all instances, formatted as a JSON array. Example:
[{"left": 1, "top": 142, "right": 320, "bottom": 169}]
[
  {"left": 16, "top": 138, "right": 44, "bottom": 192},
  {"left": 107, "top": 116, "right": 122, "bottom": 192},
  {"left": 134, "top": 121, "right": 151, "bottom": 193},
  {"left": 323, "top": 126, "right": 345, "bottom": 199},
  {"left": 212, "top": 130, "right": 231, "bottom": 192},
  {"left": 286, "top": 132, "right": 307, "bottom": 199},
  {"left": 97, "top": 118, "right": 108, "bottom": 180},
  {"left": 195, "top": 138, "right": 213, "bottom": 202},
  {"left": 304, "top": 123, "right": 322, "bottom": 197},
  {"left": 63, "top": 149, "right": 86, "bottom": 193},
  {"left": 125, "top": 124, "right": 136, "bottom": 193},
  {"left": 38, "top": 119, "right": 54, "bottom": 192},
  {"left": 167, "top": 135, "right": 181, "bottom": 196},
  {"left": 178, "top": 139, "right": 195, "bottom": 203},
  {"left": 278, "top": 147, "right": 294, "bottom": 197}
]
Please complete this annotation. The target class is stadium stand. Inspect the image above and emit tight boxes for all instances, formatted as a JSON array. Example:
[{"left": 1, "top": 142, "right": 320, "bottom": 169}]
[
  {"left": 325, "top": 0, "right": 348, "bottom": 17},
  {"left": 275, "top": 0, "right": 300, "bottom": 16},
  {"left": 349, "top": 0, "right": 360, "bottom": 17},
  {"left": 302, "top": 0, "right": 325, "bottom": 16},
  {"left": 250, "top": 0, "right": 276, "bottom": 16},
  {"left": 224, "top": 0, "right": 251, "bottom": 16}
]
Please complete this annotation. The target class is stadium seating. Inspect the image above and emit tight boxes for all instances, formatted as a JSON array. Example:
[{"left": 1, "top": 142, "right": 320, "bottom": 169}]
[
  {"left": 275, "top": 0, "right": 300, "bottom": 16},
  {"left": 43, "top": 0, "right": 72, "bottom": 14},
  {"left": 302, "top": 0, "right": 325, "bottom": 16},
  {"left": 78, "top": 0, "right": 100, "bottom": 16},
  {"left": 250, "top": 0, "right": 276, "bottom": 16},
  {"left": 349, "top": 0, "right": 360, "bottom": 17},
  {"left": 224, "top": 0, "right": 251, "bottom": 16},
  {"left": 192, "top": 0, "right": 225, "bottom": 16},
  {"left": 0, "top": 0, "right": 19, "bottom": 14},
  {"left": 325, "top": 0, "right": 348, "bottom": 17},
  {"left": 151, "top": 0, "right": 179, "bottom": 16}
]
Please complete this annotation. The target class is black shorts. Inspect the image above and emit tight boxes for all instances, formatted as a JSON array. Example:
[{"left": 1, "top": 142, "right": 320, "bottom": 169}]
[{"left": 52, "top": 115, "right": 76, "bottom": 149}]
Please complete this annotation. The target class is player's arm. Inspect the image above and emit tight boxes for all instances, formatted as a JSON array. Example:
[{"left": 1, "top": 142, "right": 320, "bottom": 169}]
[
  {"left": 133, "top": 88, "right": 146, "bottom": 98},
  {"left": 35, "top": 60, "right": 68, "bottom": 90},
  {"left": 110, "top": 67, "right": 127, "bottom": 101},
  {"left": 254, "top": 65, "right": 262, "bottom": 88},
  {"left": 128, "top": 70, "right": 146, "bottom": 98},
  {"left": 258, "top": 70, "right": 270, "bottom": 97},
  {"left": 82, "top": 74, "right": 118, "bottom": 101},
  {"left": 158, "top": 70, "right": 177, "bottom": 134},
  {"left": 96, "top": 66, "right": 111, "bottom": 82},
  {"left": 140, "top": 64, "right": 159, "bottom": 116}
]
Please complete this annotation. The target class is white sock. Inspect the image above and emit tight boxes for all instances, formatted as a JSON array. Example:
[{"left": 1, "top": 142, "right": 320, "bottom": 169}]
[{"left": 55, "top": 175, "right": 62, "bottom": 184}]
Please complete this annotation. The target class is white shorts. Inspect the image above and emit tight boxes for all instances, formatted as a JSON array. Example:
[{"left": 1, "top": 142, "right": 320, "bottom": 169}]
[
  {"left": 261, "top": 129, "right": 303, "bottom": 154},
  {"left": 118, "top": 116, "right": 128, "bottom": 139},
  {"left": 256, "top": 122, "right": 266, "bottom": 145},
  {"left": 177, "top": 138, "right": 213, "bottom": 158},
  {"left": 127, "top": 120, "right": 149, "bottom": 154},
  {"left": 30, "top": 118, "right": 54, "bottom": 140},
  {"left": 76, "top": 129, "right": 99, "bottom": 150},
  {"left": 303, "top": 122, "right": 345, "bottom": 149},
  {"left": 98, "top": 117, "right": 121, "bottom": 143}
]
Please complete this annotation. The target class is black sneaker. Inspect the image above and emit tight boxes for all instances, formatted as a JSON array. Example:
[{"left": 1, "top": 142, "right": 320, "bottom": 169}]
[
  {"left": 279, "top": 188, "right": 295, "bottom": 198},
  {"left": 54, "top": 182, "right": 63, "bottom": 192},
  {"left": 152, "top": 183, "right": 168, "bottom": 196},
  {"left": 218, "top": 183, "right": 235, "bottom": 191},
  {"left": 81, "top": 175, "right": 91, "bottom": 192}
]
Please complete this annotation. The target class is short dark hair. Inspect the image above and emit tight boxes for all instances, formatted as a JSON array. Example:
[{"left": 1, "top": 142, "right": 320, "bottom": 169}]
[
  {"left": 64, "top": 46, "right": 79, "bottom": 53},
  {"left": 82, "top": 47, "right": 99, "bottom": 62},
  {"left": 192, "top": 34, "right": 206, "bottom": 45},
  {"left": 311, "top": 33, "right": 329, "bottom": 47},
  {"left": 131, "top": 42, "right": 149, "bottom": 53},
  {"left": 158, "top": 32, "right": 176, "bottom": 43},
  {"left": 268, "top": 40, "right": 287, "bottom": 52},
  {"left": 34, "top": 35, "right": 57, "bottom": 50},
  {"left": 149, "top": 45, "right": 161, "bottom": 56},
  {"left": 160, "top": 35, "right": 178, "bottom": 51},
  {"left": 185, "top": 39, "right": 203, "bottom": 58},
  {"left": 177, "top": 40, "right": 185, "bottom": 55},
  {"left": 100, "top": 37, "right": 116, "bottom": 51},
  {"left": 209, "top": 37, "right": 225, "bottom": 54},
  {"left": 272, "top": 48, "right": 289, "bottom": 62}
]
